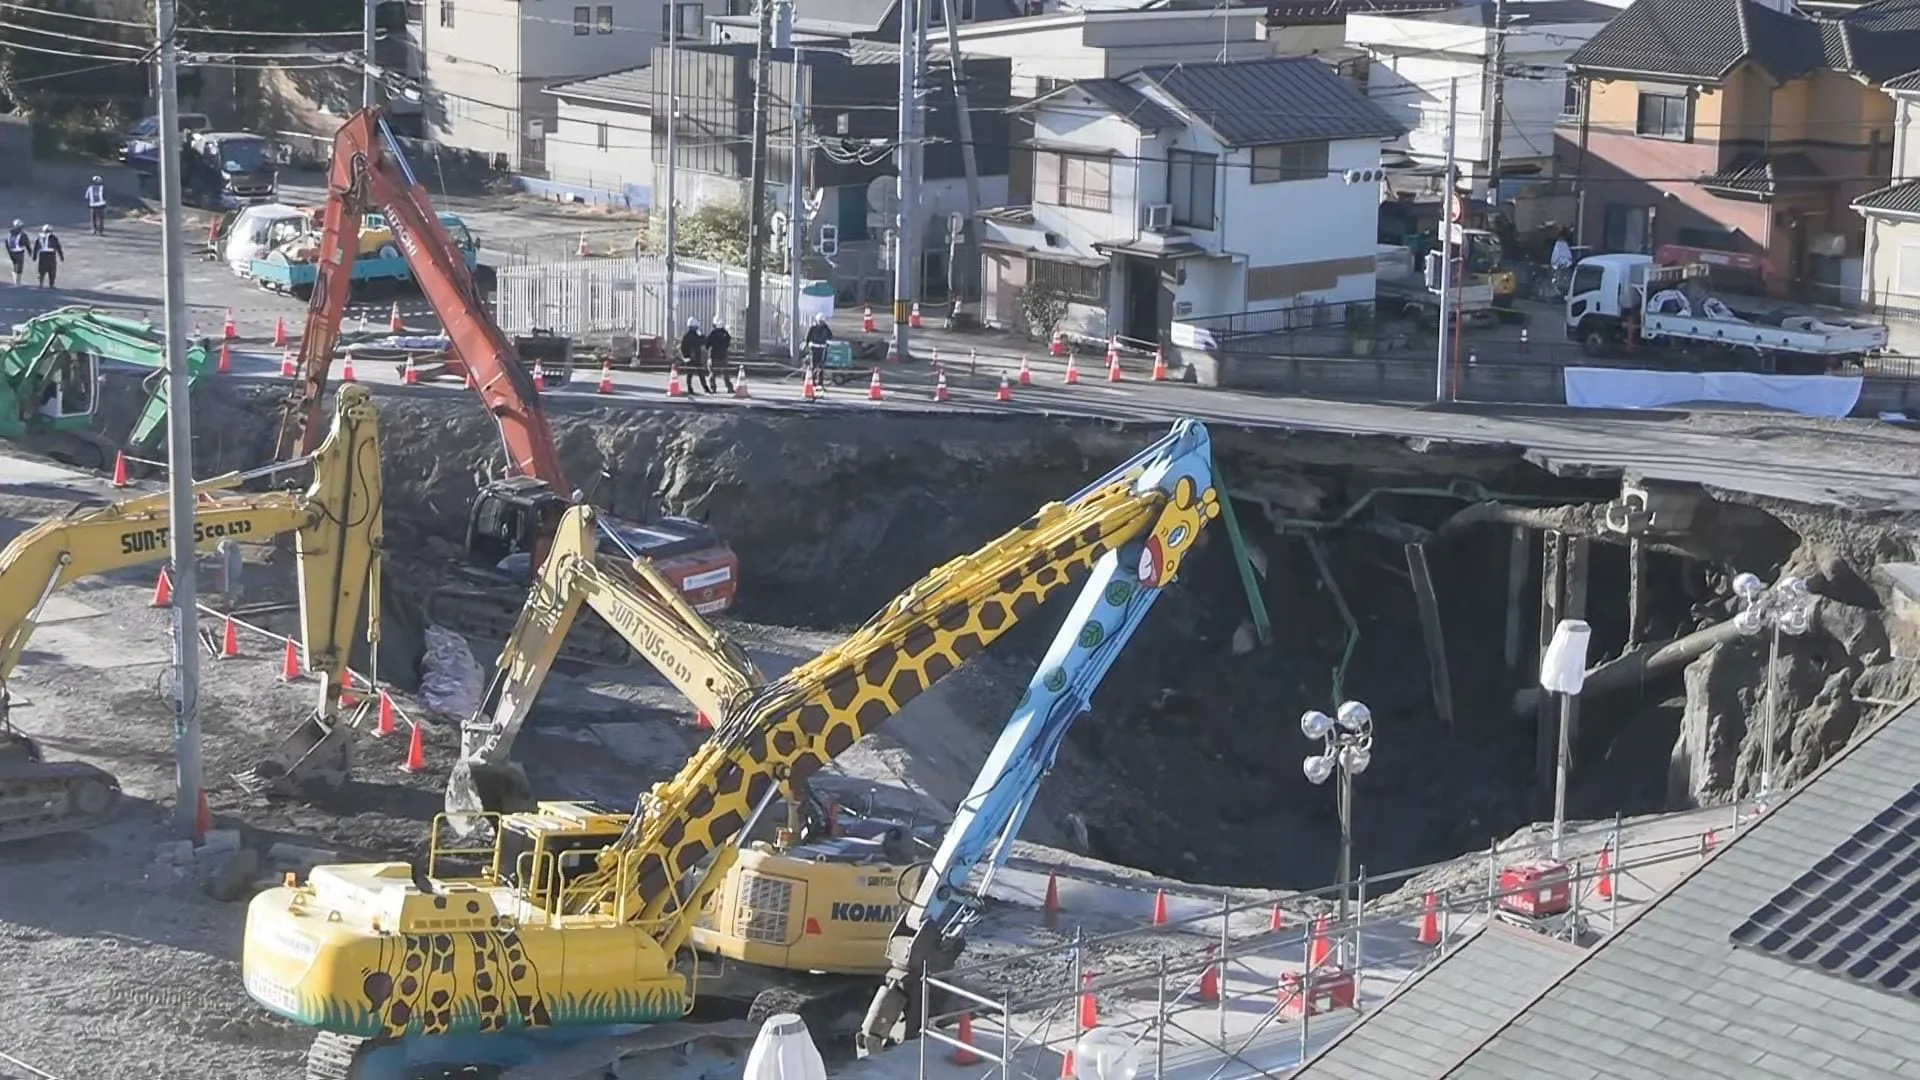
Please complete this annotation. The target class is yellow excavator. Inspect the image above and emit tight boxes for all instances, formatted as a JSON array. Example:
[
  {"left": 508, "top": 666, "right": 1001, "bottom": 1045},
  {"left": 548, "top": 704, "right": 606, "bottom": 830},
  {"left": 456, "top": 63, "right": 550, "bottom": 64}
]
[
  {"left": 0, "top": 385, "right": 386, "bottom": 841},
  {"left": 240, "top": 419, "right": 1225, "bottom": 1080}
]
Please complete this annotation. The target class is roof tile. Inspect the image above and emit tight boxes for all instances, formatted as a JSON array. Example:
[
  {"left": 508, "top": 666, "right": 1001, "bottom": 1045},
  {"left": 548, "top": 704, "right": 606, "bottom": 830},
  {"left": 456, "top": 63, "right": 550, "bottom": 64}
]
[
  {"left": 1572, "top": 0, "right": 1920, "bottom": 82},
  {"left": 1129, "top": 56, "right": 1403, "bottom": 147}
]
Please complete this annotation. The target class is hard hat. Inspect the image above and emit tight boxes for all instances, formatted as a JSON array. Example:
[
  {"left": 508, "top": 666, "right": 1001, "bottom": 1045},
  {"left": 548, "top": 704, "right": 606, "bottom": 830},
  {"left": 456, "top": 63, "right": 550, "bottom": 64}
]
[
  {"left": 40, "top": 224, "right": 52, "bottom": 234},
  {"left": 813, "top": 312, "right": 826, "bottom": 323},
  {"left": 688, "top": 317, "right": 699, "bottom": 329},
  {"left": 714, "top": 317, "right": 727, "bottom": 329},
  {"left": 9, "top": 219, "right": 19, "bottom": 228},
  {"left": 92, "top": 175, "right": 101, "bottom": 183}
]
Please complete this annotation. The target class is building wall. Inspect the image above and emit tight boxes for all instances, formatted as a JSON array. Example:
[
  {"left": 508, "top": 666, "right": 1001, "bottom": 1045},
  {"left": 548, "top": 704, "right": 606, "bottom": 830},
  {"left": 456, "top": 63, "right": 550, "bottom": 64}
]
[
  {"left": 1862, "top": 216, "right": 1920, "bottom": 351},
  {"left": 548, "top": 98, "right": 656, "bottom": 194},
  {"left": 1028, "top": 107, "right": 1151, "bottom": 256},
  {"left": 957, "top": 11, "right": 1271, "bottom": 99},
  {"left": 1894, "top": 94, "right": 1920, "bottom": 179}
]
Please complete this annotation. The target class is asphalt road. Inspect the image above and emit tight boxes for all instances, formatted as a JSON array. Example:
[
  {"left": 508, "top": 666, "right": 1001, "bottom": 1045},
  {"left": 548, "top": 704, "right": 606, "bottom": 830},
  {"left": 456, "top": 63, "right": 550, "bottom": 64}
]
[{"left": 3, "top": 170, "right": 1918, "bottom": 514}]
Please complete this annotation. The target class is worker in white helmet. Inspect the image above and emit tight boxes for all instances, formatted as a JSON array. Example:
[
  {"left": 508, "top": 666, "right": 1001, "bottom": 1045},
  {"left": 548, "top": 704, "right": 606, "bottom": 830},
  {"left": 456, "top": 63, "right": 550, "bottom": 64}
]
[
  {"left": 679, "top": 317, "right": 708, "bottom": 394},
  {"left": 705, "top": 317, "right": 734, "bottom": 395}
]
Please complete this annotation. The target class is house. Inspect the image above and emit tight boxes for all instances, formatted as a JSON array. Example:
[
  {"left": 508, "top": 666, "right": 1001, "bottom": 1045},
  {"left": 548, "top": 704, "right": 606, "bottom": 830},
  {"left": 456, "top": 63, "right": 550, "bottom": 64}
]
[
  {"left": 417, "top": 0, "right": 697, "bottom": 172},
  {"left": 1854, "top": 69, "right": 1920, "bottom": 347},
  {"left": 1561, "top": 0, "right": 1920, "bottom": 302},
  {"left": 545, "top": 41, "right": 1012, "bottom": 302},
  {"left": 977, "top": 56, "right": 1403, "bottom": 343},
  {"left": 706, "top": 0, "right": 1028, "bottom": 51}
]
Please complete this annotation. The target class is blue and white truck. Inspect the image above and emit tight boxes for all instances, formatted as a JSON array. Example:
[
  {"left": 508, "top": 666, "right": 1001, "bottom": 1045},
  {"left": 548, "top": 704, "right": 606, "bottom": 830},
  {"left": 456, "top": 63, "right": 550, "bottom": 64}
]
[{"left": 250, "top": 212, "right": 482, "bottom": 300}]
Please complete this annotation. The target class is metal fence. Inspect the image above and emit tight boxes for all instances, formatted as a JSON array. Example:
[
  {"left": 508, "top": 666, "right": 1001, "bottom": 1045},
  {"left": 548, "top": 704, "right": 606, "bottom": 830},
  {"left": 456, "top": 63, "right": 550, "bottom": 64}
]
[{"left": 494, "top": 255, "right": 797, "bottom": 351}]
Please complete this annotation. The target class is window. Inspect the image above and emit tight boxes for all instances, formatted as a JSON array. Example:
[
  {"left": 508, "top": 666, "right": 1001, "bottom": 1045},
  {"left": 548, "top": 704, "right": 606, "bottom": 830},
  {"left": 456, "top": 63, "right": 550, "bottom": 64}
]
[
  {"left": 1028, "top": 257, "right": 1104, "bottom": 303},
  {"left": 1167, "top": 149, "right": 1215, "bottom": 229},
  {"left": 1568, "top": 261, "right": 1605, "bottom": 299},
  {"left": 663, "top": 2, "right": 704, "bottom": 39},
  {"left": 1602, "top": 203, "right": 1652, "bottom": 253},
  {"left": 928, "top": 0, "right": 976, "bottom": 24},
  {"left": 439, "top": 0, "right": 454, "bottom": 28},
  {"left": 1034, "top": 76, "right": 1069, "bottom": 98},
  {"left": 1251, "top": 141, "right": 1328, "bottom": 184},
  {"left": 573, "top": 6, "right": 590, "bottom": 34},
  {"left": 1561, "top": 79, "right": 1584, "bottom": 122},
  {"left": 595, "top": 121, "right": 609, "bottom": 150},
  {"left": 1635, "top": 91, "right": 1690, "bottom": 140},
  {"left": 596, "top": 4, "right": 613, "bottom": 33},
  {"left": 1035, "top": 150, "right": 1111, "bottom": 211}
]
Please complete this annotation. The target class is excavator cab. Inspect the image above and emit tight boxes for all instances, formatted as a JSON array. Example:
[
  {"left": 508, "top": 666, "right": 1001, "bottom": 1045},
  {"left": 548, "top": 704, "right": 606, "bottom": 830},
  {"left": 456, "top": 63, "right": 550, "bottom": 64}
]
[
  {"left": 487, "top": 802, "right": 628, "bottom": 915},
  {"left": 466, "top": 476, "right": 571, "bottom": 570}
]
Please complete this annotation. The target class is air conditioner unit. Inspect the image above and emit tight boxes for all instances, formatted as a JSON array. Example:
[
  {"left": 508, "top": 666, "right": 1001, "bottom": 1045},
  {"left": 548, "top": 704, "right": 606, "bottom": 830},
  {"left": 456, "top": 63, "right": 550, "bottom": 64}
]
[{"left": 1145, "top": 203, "right": 1173, "bottom": 230}]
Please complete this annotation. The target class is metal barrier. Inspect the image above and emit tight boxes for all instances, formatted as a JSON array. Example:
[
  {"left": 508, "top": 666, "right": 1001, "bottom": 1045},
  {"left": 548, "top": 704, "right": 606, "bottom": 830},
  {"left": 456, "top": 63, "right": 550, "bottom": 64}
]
[
  {"left": 917, "top": 799, "right": 1760, "bottom": 1080},
  {"left": 493, "top": 255, "right": 798, "bottom": 351}
]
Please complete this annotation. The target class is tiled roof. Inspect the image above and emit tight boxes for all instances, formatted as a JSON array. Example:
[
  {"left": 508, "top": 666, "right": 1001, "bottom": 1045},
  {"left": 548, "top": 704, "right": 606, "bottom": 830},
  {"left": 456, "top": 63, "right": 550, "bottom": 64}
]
[
  {"left": 1292, "top": 922, "right": 1581, "bottom": 1080},
  {"left": 1885, "top": 67, "right": 1920, "bottom": 89},
  {"left": 1130, "top": 56, "right": 1403, "bottom": 147},
  {"left": 1440, "top": 700, "right": 1920, "bottom": 1080},
  {"left": 1854, "top": 178, "right": 1920, "bottom": 214},
  {"left": 1698, "top": 151, "right": 1824, "bottom": 195},
  {"left": 1570, "top": 0, "right": 1920, "bottom": 83},
  {"left": 1037, "top": 79, "right": 1185, "bottom": 131},
  {"left": 544, "top": 66, "right": 652, "bottom": 109}
]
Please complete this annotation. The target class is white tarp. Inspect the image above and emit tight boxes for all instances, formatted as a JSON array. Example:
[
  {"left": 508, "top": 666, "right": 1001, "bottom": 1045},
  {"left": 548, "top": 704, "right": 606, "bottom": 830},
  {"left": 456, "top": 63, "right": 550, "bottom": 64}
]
[{"left": 1563, "top": 367, "right": 1863, "bottom": 418}]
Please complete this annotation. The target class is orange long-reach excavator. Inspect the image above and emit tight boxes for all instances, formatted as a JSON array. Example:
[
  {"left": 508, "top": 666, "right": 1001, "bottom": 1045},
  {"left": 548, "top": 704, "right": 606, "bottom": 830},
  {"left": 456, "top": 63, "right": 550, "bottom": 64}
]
[{"left": 273, "top": 109, "right": 739, "bottom": 653}]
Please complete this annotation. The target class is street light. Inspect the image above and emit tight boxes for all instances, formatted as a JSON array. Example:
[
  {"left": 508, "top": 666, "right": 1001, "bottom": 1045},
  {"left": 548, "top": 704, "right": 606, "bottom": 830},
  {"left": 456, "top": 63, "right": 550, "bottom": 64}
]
[
  {"left": 1733, "top": 572, "right": 1815, "bottom": 796},
  {"left": 1539, "top": 619, "right": 1592, "bottom": 862},
  {"left": 1303, "top": 700, "right": 1373, "bottom": 922}
]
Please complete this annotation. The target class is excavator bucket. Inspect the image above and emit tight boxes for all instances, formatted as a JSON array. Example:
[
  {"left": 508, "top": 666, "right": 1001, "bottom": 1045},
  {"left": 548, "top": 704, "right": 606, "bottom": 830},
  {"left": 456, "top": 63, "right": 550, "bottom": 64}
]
[
  {"left": 445, "top": 758, "right": 534, "bottom": 835},
  {"left": 234, "top": 699, "right": 373, "bottom": 795}
]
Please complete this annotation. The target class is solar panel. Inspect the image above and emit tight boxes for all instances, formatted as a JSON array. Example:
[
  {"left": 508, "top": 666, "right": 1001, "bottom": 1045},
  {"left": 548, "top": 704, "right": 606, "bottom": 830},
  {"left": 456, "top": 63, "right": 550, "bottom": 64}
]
[{"left": 1731, "top": 782, "right": 1920, "bottom": 999}]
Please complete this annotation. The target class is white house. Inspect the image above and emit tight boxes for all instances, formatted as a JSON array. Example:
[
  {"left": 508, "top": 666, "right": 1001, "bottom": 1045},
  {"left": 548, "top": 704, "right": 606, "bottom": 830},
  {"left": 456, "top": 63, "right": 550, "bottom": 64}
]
[
  {"left": 1855, "top": 68, "right": 1920, "bottom": 354},
  {"left": 1345, "top": 0, "right": 1625, "bottom": 193},
  {"left": 949, "top": 6, "right": 1276, "bottom": 101},
  {"left": 978, "top": 56, "right": 1404, "bottom": 343}
]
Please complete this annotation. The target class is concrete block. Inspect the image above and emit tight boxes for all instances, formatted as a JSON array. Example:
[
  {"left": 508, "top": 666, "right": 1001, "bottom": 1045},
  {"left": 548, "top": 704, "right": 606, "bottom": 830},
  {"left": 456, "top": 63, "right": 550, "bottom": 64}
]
[
  {"left": 154, "top": 839, "right": 195, "bottom": 866},
  {"left": 198, "top": 828, "right": 243, "bottom": 855}
]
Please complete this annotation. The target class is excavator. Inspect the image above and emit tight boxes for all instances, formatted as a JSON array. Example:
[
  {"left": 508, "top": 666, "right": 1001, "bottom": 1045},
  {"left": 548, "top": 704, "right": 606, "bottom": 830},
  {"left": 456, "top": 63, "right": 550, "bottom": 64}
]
[
  {"left": 270, "top": 107, "right": 739, "bottom": 659},
  {"left": 0, "top": 385, "right": 386, "bottom": 842},
  {"left": 240, "top": 419, "right": 1226, "bottom": 1079},
  {"left": 0, "top": 306, "right": 212, "bottom": 469}
]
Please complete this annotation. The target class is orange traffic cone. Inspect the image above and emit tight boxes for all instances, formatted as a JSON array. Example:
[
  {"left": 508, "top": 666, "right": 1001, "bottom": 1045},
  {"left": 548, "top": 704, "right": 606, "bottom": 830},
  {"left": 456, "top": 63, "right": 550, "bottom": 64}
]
[
  {"left": 667, "top": 366, "right": 685, "bottom": 397},
  {"left": 279, "top": 350, "right": 296, "bottom": 378},
  {"left": 340, "top": 355, "right": 357, "bottom": 383},
  {"left": 1701, "top": 829, "right": 1717, "bottom": 855},
  {"left": 597, "top": 359, "right": 614, "bottom": 395},
  {"left": 801, "top": 370, "right": 819, "bottom": 401},
  {"left": 1076, "top": 973, "right": 1097, "bottom": 1029},
  {"left": 1107, "top": 353, "right": 1122, "bottom": 382},
  {"left": 222, "top": 308, "right": 236, "bottom": 340},
  {"left": 373, "top": 690, "right": 395, "bottom": 738},
  {"left": 220, "top": 616, "right": 240, "bottom": 659},
  {"left": 279, "top": 637, "right": 302, "bottom": 682},
  {"left": 862, "top": 305, "right": 875, "bottom": 333},
  {"left": 111, "top": 451, "right": 129, "bottom": 488},
  {"left": 951, "top": 1012, "right": 982, "bottom": 1066},
  {"left": 532, "top": 362, "right": 546, "bottom": 391},
  {"left": 1018, "top": 356, "right": 1033, "bottom": 385},
  {"left": 867, "top": 368, "right": 884, "bottom": 401},
  {"left": 195, "top": 789, "right": 211, "bottom": 840},
  {"left": 273, "top": 316, "right": 288, "bottom": 348},
  {"left": 1064, "top": 354, "right": 1080, "bottom": 385},
  {"left": 1151, "top": 889, "right": 1168, "bottom": 926},
  {"left": 1269, "top": 903, "right": 1285, "bottom": 932},
  {"left": 1049, "top": 331, "right": 1065, "bottom": 357},
  {"left": 151, "top": 568, "right": 172, "bottom": 608},
  {"left": 933, "top": 372, "right": 949, "bottom": 402},
  {"left": 1194, "top": 944, "right": 1220, "bottom": 1003},
  {"left": 1044, "top": 869, "right": 1060, "bottom": 916},
  {"left": 694, "top": 710, "right": 712, "bottom": 730},
  {"left": 1596, "top": 845, "right": 1614, "bottom": 900},
  {"left": 388, "top": 301, "right": 403, "bottom": 333},
  {"left": 1416, "top": 891, "right": 1441, "bottom": 946},
  {"left": 909, "top": 301, "right": 923, "bottom": 329},
  {"left": 400, "top": 722, "right": 426, "bottom": 773},
  {"left": 1308, "top": 915, "right": 1331, "bottom": 968},
  {"left": 1151, "top": 348, "right": 1168, "bottom": 381},
  {"left": 1105, "top": 338, "right": 1118, "bottom": 366},
  {"left": 1059, "top": 1049, "right": 1075, "bottom": 1079},
  {"left": 734, "top": 366, "right": 750, "bottom": 399},
  {"left": 217, "top": 341, "right": 231, "bottom": 375},
  {"left": 576, "top": 232, "right": 590, "bottom": 257},
  {"left": 401, "top": 356, "right": 418, "bottom": 385},
  {"left": 996, "top": 373, "right": 1012, "bottom": 402}
]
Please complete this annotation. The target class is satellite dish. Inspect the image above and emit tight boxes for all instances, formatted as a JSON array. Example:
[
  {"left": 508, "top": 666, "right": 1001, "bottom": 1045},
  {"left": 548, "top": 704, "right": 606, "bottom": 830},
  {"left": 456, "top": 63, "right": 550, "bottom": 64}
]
[{"left": 866, "top": 174, "right": 900, "bottom": 215}]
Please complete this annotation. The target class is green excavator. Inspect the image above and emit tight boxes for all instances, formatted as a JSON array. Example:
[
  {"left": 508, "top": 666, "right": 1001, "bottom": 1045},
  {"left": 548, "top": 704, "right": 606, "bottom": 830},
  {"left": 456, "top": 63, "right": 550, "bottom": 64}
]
[{"left": 0, "top": 306, "right": 210, "bottom": 470}]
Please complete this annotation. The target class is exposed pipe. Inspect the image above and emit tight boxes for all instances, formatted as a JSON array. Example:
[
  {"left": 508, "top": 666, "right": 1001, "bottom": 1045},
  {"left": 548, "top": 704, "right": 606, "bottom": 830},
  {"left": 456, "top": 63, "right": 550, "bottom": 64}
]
[{"left": 1508, "top": 616, "right": 1748, "bottom": 715}]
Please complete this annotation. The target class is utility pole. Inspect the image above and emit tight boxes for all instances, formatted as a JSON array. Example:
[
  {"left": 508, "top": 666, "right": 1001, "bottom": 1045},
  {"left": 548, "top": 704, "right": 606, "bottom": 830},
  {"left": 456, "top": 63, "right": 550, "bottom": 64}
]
[
  {"left": 1435, "top": 76, "right": 1458, "bottom": 405},
  {"left": 664, "top": 23, "right": 680, "bottom": 339},
  {"left": 1484, "top": 0, "right": 1509, "bottom": 207},
  {"left": 363, "top": 0, "right": 378, "bottom": 108},
  {"left": 939, "top": 0, "right": 981, "bottom": 300},
  {"left": 155, "top": 0, "right": 202, "bottom": 842},
  {"left": 788, "top": 43, "right": 805, "bottom": 362},
  {"left": 891, "top": 0, "right": 922, "bottom": 362},
  {"left": 744, "top": 1, "right": 774, "bottom": 358}
]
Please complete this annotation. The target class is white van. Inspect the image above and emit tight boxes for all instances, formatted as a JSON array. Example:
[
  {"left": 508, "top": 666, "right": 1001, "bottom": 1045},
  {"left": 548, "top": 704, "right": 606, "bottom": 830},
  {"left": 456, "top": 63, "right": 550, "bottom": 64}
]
[{"left": 225, "top": 203, "right": 309, "bottom": 277}]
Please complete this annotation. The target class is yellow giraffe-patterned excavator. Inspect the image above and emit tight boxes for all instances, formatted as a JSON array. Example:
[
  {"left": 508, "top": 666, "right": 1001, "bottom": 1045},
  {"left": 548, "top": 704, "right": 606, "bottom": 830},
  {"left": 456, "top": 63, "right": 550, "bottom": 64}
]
[{"left": 240, "top": 419, "right": 1225, "bottom": 1080}]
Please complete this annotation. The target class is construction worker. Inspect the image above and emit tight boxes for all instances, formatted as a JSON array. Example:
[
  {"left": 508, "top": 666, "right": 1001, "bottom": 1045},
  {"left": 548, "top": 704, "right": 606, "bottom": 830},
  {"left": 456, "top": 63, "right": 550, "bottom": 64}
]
[
  {"left": 31, "top": 224, "right": 63, "bottom": 289},
  {"left": 5, "top": 220, "right": 27, "bottom": 284},
  {"left": 705, "top": 317, "right": 735, "bottom": 395},
  {"left": 84, "top": 174, "right": 108, "bottom": 235},
  {"left": 679, "top": 317, "right": 708, "bottom": 394},
  {"left": 804, "top": 312, "right": 833, "bottom": 384}
]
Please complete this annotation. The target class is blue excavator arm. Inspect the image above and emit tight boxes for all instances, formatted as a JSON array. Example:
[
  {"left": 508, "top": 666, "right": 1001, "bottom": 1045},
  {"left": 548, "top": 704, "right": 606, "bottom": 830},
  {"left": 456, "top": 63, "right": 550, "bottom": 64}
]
[{"left": 857, "top": 419, "right": 1223, "bottom": 1052}]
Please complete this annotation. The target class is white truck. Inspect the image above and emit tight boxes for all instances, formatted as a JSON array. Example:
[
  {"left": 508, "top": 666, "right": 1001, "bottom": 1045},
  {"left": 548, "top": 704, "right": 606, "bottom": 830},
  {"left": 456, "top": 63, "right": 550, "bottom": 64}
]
[
  {"left": 1564, "top": 253, "right": 1887, "bottom": 370},
  {"left": 1376, "top": 244, "right": 1496, "bottom": 328}
]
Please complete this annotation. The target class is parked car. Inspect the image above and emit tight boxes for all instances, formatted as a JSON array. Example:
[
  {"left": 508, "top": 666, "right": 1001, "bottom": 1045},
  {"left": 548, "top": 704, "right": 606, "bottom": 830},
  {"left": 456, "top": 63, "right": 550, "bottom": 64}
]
[{"left": 118, "top": 112, "right": 211, "bottom": 162}]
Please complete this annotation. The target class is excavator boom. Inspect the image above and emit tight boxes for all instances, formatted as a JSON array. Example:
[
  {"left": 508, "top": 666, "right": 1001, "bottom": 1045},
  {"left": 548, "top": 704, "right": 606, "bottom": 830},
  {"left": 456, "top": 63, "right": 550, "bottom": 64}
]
[{"left": 1, "top": 306, "right": 210, "bottom": 452}]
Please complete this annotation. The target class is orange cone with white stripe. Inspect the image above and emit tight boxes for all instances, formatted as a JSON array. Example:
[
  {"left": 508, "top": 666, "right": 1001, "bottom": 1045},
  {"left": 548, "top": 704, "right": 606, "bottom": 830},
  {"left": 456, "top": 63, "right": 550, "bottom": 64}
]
[
  {"left": 996, "top": 373, "right": 1012, "bottom": 402},
  {"left": 151, "top": 568, "right": 172, "bottom": 608},
  {"left": 597, "top": 359, "right": 614, "bottom": 394},
  {"left": 388, "top": 301, "right": 403, "bottom": 333},
  {"left": 909, "top": 302, "right": 923, "bottom": 329},
  {"left": 222, "top": 308, "right": 236, "bottom": 340},
  {"left": 1049, "top": 331, "right": 1065, "bottom": 357},
  {"left": 868, "top": 368, "right": 884, "bottom": 401},
  {"left": 532, "top": 361, "right": 546, "bottom": 391},
  {"left": 373, "top": 690, "right": 395, "bottom": 738},
  {"left": 667, "top": 366, "right": 685, "bottom": 397},
  {"left": 1018, "top": 356, "right": 1032, "bottom": 385},
  {"left": 401, "top": 356, "right": 418, "bottom": 385},
  {"left": 1064, "top": 354, "right": 1080, "bottom": 385},
  {"left": 340, "top": 354, "right": 357, "bottom": 383},
  {"left": 401, "top": 721, "right": 426, "bottom": 773},
  {"left": 734, "top": 366, "right": 750, "bottom": 398},
  {"left": 220, "top": 616, "right": 240, "bottom": 659},
  {"left": 933, "top": 372, "right": 949, "bottom": 402},
  {"left": 111, "top": 451, "right": 129, "bottom": 488},
  {"left": 1151, "top": 348, "right": 1168, "bottom": 381},
  {"left": 217, "top": 341, "right": 231, "bottom": 374},
  {"left": 273, "top": 316, "right": 287, "bottom": 348},
  {"left": 279, "top": 638, "right": 302, "bottom": 682},
  {"left": 1416, "top": 891, "right": 1441, "bottom": 946},
  {"left": 279, "top": 350, "right": 296, "bottom": 378},
  {"left": 1107, "top": 353, "right": 1122, "bottom": 382},
  {"left": 862, "top": 305, "right": 875, "bottom": 332},
  {"left": 801, "top": 370, "right": 818, "bottom": 401}
]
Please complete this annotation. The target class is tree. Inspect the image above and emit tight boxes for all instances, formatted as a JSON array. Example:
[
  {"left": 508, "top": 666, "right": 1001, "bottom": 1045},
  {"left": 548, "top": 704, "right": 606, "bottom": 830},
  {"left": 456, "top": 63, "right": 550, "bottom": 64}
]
[
  {"left": 1014, "top": 281, "right": 1069, "bottom": 343},
  {"left": 647, "top": 196, "right": 775, "bottom": 268},
  {"left": 0, "top": 0, "right": 147, "bottom": 121}
]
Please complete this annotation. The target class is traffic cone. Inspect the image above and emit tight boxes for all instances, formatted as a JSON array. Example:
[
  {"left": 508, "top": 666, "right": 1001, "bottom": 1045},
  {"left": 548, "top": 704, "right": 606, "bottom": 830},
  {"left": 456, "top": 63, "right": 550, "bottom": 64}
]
[
  {"left": 463, "top": 365, "right": 476, "bottom": 390},
  {"left": 1049, "top": 331, "right": 1065, "bottom": 357},
  {"left": 373, "top": 690, "right": 395, "bottom": 738},
  {"left": 1018, "top": 356, "right": 1032, "bottom": 385},
  {"left": 1416, "top": 891, "right": 1441, "bottom": 946},
  {"left": 694, "top": 710, "right": 712, "bottom": 730},
  {"left": 111, "top": 451, "right": 129, "bottom": 488},
  {"left": 356, "top": 313, "right": 368, "bottom": 334},
  {"left": 996, "top": 373, "right": 1012, "bottom": 402},
  {"left": 1151, "top": 889, "right": 1168, "bottom": 926},
  {"left": 1077, "top": 973, "right": 1097, "bottom": 1029},
  {"left": 1044, "top": 869, "right": 1060, "bottom": 916},
  {"left": 388, "top": 301, "right": 403, "bottom": 333},
  {"left": 1059, "top": 1049, "right": 1075, "bottom": 1079},
  {"left": 401, "top": 356, "right": 418, "bottom": 385},
  {"left": 532, "top": 361, "right": 546, "bottom": 391},
  {"left": 1702, "top": 829, "right": 1717, "bottom": 855},
  {"left": 909, "top": 302, "right": 923, "bottom": 329},
  {"left": 217, "top": 341, "right": 231, "bottom": 375},
  {"left": 862, "top": 305, "right": 875, "bottom": 333},
  {"left": 151, "top": 568, "right": 172, "bottom": 608},
  {"left": 1308, "top": 915, "right": 1331, "bottom": 968},
  {"left": 1269, "top": 903, "right": 1285, "bottom": 932},
  {"left": 867, "top": 368, "right": 884, "bottom": 401},
  {"left": 1151, "top": 348, "right": 1168, "bottom": 382},
  {"left": 597, "top": 359, "right": 614, "bottom": 394},
  {"left": 576, "top": 232, "right": 589, "bottom": 257},
  {"left": 204, "top": 216, "right": 219, "bottom": 247},
  {"left": 667, "top": 366, "right": 685, "bottom": 397},
  {"left": 340, "top": 354, "right": 357, "bottom": 383},
  {"left": 734, "top": 366, "right": 750, "bottom": 399},
  {"left": 801, "top": 370, "right": 818, "bottom": 401},
  {"left": 1107, "top": 353, "right": 1122, "bottom": 382},
  {"left": 950, "top": 1012, "right": 982, "bottom": 1066},
  {"left": 1596, "top": 845, "right": 1614, "bottom": 900},
  {"left": 1194, "top": 944, "right": 1220, "bottom": 1003},
  {"left": 400, "top": 722, "right": 426, "bottom": 773},
  {"left": 279, "top": 637, "right": 301, "bottom": 682},
  {"left": 933, "top": 372, "right": 949, "bottom": 402},
  {"left": 1064, "top": 354, "right": 1080, "bottom": 385},
  {"left": 220, "top": 616, "right": 240, "bottom": 659},
  {"left": 222, "top": 308, "right": 236, "bottom": 340},
  {"left": 273, "top": 316, "right": 287, "bottom": 348},
  {"left": 930, "top": 345, "right": 942, "bottom": 372},
  {"left": 279, "top": 350, "right": 296, "bottom": 378}
]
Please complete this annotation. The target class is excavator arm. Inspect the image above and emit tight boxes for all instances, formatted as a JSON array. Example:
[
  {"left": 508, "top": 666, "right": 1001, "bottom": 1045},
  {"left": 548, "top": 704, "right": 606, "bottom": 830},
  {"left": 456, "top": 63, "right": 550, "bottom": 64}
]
[
  {"left": 274, "top": 108, "right": 563, "bottom": 489},
  {"left": 2, "top": 306, "right": 210, "bottom": 450},
  {"left": 857, "top": 424, "right": 1222, "bottom": 1051},
  {"left": 445, "top": 503, "right": 762, "bottom": 823}
]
